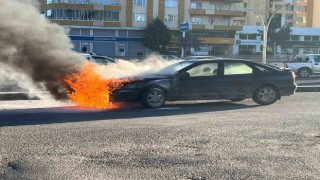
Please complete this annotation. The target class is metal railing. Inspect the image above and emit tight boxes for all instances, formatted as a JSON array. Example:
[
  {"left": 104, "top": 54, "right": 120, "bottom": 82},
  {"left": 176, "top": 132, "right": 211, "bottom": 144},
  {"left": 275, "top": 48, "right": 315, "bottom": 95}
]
[{"left": 47, "top": 0, "right": 120, "bottom": 6}]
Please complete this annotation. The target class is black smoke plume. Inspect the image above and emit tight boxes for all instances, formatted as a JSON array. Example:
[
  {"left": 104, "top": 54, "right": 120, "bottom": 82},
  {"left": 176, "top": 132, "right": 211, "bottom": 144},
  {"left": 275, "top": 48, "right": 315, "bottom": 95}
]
[{"left": 0, "top": 0, "right": 85, "bottom": 98}]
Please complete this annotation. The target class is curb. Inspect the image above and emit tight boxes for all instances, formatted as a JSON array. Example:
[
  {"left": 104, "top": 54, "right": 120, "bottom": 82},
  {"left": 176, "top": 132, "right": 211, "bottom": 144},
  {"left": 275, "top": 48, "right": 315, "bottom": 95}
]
[{"left": 296, "top": 86, "right": 320, "bottom": 92}]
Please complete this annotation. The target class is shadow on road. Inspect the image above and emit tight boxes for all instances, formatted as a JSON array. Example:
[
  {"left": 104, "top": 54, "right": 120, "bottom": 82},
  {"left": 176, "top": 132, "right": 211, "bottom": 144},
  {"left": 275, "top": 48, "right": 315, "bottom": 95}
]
[{"left": 0, "top": 101, "right": 259, "bottom": 127}]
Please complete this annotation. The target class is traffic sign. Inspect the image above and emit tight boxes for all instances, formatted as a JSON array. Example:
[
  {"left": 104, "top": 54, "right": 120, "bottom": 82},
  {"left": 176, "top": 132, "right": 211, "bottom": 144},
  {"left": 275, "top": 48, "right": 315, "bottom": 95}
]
[{"left": 180, "top": 22, "right": 191, "bottom": 32}]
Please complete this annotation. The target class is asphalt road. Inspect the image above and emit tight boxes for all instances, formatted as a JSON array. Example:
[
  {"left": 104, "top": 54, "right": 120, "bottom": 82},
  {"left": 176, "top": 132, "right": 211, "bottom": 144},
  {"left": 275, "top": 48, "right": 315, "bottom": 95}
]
[{"left": 0, "top": 92, "right": 320, "bottom": 179}]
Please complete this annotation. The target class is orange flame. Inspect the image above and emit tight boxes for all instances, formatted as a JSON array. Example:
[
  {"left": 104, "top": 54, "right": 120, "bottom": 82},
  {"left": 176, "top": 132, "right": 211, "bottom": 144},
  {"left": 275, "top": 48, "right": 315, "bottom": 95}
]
[{"left": 64, "top": 62, "right": 130, "bottom": 109}]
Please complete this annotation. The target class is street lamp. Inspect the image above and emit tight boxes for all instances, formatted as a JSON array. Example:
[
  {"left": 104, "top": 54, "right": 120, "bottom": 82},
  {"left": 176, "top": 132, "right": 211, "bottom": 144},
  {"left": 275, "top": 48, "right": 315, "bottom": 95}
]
[{"left": 247, "top": 3, "right": 290, "bottom": 64}]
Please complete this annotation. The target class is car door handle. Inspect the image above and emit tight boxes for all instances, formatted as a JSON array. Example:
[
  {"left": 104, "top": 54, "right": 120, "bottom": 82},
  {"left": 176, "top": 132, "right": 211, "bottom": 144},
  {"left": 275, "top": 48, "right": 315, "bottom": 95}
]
[{"left": 315, "top": 63, "right": 319, "bottom": 65}]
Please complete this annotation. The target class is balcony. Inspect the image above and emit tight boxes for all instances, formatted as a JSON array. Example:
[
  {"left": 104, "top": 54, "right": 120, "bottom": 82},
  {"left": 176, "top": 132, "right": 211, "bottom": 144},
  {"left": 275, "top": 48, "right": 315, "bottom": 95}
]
[
  {"left": 191, "top": 23, "right": 242, "bottom": 31},
  {"left": 189, "top": 7, "right": 246, "bottom": 17},
  {"left": 47, "top": 0, "right": 120, "bottom": 6}
]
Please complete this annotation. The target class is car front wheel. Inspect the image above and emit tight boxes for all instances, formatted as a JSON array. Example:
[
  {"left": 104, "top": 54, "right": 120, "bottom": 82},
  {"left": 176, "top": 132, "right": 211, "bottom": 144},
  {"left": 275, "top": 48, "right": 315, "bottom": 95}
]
[
  {"left": 252, "top": 85, "right": 279, "bottom": 105},
  {"left": 141, "top": 88, "right": 166, "bottom": 108}
]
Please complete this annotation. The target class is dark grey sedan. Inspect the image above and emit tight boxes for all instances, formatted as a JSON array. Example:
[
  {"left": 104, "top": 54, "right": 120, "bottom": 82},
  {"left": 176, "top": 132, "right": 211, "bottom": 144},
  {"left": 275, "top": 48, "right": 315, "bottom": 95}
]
[{"left": 111, "top": 59, "right": 297, "bottom": 108}]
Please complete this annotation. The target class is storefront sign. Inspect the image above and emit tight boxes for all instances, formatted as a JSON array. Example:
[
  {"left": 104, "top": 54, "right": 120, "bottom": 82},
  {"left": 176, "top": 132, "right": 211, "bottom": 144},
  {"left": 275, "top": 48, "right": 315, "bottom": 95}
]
[
  {"left": 69, "top": 36, "right": 141, "bottom": 42},
  {"left": 236, "top": 40, "right": 262, "bottom": 45}
]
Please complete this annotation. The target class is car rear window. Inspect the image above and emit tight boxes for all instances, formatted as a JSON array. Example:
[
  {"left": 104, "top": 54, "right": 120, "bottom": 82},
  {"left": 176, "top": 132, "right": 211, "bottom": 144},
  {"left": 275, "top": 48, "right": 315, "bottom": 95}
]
[{"left": 224, "top": 62, "right": 253, "bottom": 75}]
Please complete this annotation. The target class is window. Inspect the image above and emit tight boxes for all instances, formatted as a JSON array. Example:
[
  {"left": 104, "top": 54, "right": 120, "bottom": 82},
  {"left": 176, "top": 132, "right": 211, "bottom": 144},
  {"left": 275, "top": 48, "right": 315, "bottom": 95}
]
[
  {"left": 165, "top": 0, "right": 177, "bottom": 7},
  {"left": 239, "top": 34, "right": 247, "bottom": 39},
  {"left": 290, "top": 35, "right": 299, "bottom": 41},
  {"left": 46, "top": 9, "right": 52, "bottom": 17},
  {"left": 248, "top": 34, "right": 256, "bottom": 40},
  {"left": 191, "top": 2, "right": 202, "bottom": 9},
  {"left": 187, "top": 63, "right": 218, "bottom": 77},
  {"left": 286, "top": 5, "right": 293, "bottom": 11},
  {"left": 104, "top": 11, "right": 119, "bottom": 21},
  {"left": 285, "top": 14, "right": 293, "bottom": 20},
  {"left": 314, "top": 55, "right": 320, "bottom": 63},
  {"left": 133, "top": 0, "right": 146, "bottom": 6},
  {"left": 224, "top": 62, "right": 252, "bottom": 75},
  {"left": 304, "top": 36, "right": 312, "bottom": 41},
  {"left": 133, "top": 13, "right": 146, "bottom": 21},
  {"left": 191, "top": 17, "right": 201, "bottom": 24},
  {"left": 312, "top": 36, "right": 320, "bottom": 42},
  {"left": 165, "top": 14, "right": 176, "bottom": 22}
]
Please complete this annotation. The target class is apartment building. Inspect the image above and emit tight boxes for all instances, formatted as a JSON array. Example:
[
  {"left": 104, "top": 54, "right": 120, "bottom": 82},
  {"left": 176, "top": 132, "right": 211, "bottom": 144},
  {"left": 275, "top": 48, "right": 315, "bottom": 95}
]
[
  {"left": 235, "top": 0, "right": 270, "bottom": 26},
  {"left": 306, "top": 0, "right": 320, "bottom": 27},
  {"left": 269, "top": 0, "right": 309, "bottom": 27},
  {"left": 43, "top": 0, "right": 246, "bottom": 57},
  {"left": 242, "top": 0, "right": 308, "bottom": 27}
]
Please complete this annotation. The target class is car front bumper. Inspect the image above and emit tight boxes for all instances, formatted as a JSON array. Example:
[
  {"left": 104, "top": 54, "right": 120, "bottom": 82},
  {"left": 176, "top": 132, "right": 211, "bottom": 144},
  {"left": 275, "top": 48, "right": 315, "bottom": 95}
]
[{"left": 110, "top": 89, "right": 141, "bottom": 102}]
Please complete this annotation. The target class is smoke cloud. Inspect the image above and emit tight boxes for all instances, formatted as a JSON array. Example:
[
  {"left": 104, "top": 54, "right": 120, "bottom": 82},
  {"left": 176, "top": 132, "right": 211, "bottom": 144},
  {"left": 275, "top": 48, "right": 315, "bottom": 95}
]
[
  {"left": 0, "top": 0, "right": 179, "bottom": 101},
  {"left": 0, "top": 0, "right": 85, "bottom": 98},
  {"left": 95, "top": 55, "right": 179, "bottom": 79}
]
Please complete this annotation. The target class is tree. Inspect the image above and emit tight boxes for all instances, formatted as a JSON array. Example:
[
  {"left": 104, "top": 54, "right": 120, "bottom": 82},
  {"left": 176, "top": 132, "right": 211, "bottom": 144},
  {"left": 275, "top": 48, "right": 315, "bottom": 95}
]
[
  {"left": 268, "top": 26, "right": 292, "bottom": 56},
  {"left": 178, "top": 32, "right": 201, "bottom": 53},
  {"left": 257, "top": 24, "right": 291, "bottom": 56},
  {"left": 141, "top": 17, "right": 171, "bottom": 54}
]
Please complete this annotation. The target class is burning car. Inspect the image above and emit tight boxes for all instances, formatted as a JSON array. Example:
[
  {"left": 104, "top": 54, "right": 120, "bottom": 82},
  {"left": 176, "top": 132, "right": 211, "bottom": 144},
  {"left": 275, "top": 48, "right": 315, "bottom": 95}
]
[{"left": 110, "top": 59, "right": 297, "bottom": 108}]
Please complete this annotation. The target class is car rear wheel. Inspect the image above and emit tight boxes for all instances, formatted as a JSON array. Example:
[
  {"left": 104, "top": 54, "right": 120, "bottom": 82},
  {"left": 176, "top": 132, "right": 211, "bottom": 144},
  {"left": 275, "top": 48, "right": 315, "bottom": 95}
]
[
  {"left": 252, "top": 85, "right": 279, "bottom": 105},
  {"left": 141, "top": 88, "right": 166, "bottom": 108},
  {"left": 297, "top": 68, "right": 311, "bottom": 78}
]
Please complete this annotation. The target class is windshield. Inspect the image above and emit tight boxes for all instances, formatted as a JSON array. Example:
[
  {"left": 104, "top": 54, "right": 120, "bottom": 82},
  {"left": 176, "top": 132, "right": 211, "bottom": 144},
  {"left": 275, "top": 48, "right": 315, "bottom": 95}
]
[{"left": 157, "top": 61, "right": 193, "bottom": 75}]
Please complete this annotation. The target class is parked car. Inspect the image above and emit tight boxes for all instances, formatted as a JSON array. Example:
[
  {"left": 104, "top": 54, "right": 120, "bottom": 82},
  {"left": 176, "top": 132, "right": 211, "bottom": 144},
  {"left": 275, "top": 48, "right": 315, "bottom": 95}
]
[
  {"left": 159, "top": 55, "right": 181, "bottom": 61},
  {"left": 269, "top": 54, "right": 320, "bottom": 78},
  {"left": 80, "top": 53, "right": 116, "bottom": 65},
  {"left": 183, "top": 56, "right": 221, "bottom": 60},
  {"left": 111, "top": 59, "right": 297, "bottom": 108}
]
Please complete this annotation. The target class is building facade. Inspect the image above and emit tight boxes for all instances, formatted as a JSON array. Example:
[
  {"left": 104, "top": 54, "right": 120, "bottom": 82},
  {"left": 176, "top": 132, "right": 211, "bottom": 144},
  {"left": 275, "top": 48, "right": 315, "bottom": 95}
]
[
  {"left": 306, "top": 0, "right": 320, "bottom": 27},
  {"left": 43, "top": 0, "right": 246, "bottom": 58},
  {"left": 233, "top": 26, "right": 320, "bottom": 58},
  {"left": 242, "top": 0, "right": 308, "bottom": 28}
]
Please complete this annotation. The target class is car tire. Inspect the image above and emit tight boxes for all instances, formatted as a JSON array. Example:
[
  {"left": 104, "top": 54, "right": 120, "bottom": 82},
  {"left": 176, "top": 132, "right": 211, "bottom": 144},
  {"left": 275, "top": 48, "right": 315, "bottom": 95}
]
[
  {"left": 297, "top": 68, "right": 311, "bottom": 78},
  {"left": 141, "top": 88, "right": 166, "bottom": 108},
  {"left": 252, "top": 85, "right": 279, "bottom": 105}
]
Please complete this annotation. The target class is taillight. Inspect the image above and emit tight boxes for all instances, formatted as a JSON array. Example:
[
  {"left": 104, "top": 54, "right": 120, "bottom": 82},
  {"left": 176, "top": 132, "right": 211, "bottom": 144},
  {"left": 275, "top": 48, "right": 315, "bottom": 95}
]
[
  {"left": 291, "top": 71, "right": 296, "bottom": 81},
  {"left": 285, "top": 63, "right": 288, "bottom": 68}
]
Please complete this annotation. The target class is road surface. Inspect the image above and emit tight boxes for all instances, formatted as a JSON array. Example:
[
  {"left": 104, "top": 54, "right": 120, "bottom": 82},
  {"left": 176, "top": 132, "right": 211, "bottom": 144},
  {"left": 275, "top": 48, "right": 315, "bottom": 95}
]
[{"left": 0, "top": 93, "right": 319, "bottom": 179}]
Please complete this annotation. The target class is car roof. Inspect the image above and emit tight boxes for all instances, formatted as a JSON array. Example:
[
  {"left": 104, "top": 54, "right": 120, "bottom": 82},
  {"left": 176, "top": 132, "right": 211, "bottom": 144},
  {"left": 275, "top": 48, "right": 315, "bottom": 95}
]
[{"left": 185, "top": 58, "right": 260, "bottom": 64}]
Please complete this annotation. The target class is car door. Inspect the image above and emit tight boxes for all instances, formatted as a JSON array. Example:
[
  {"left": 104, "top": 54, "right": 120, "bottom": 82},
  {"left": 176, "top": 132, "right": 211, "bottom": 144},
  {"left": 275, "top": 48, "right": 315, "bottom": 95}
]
[
  {"left": 171, "top": 62, "right": 221, "bottom": 100},
  {"left": 219, "top": 61, "right": 258, "bottom": 99},
  {"left": 312, "top": 55, "right": 320, "bottom": 73}
]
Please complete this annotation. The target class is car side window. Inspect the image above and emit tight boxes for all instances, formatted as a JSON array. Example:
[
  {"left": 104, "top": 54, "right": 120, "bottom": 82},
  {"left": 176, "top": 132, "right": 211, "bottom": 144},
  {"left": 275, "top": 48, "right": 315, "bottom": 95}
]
[
  {"left": 92, "top": 57, "right": 105, "bottom": 64},
  {"left": 187, "top": 63, "right": 218, "bottom": 77},
  {"left": 224, "top": 62, "right": 252, "bottom": 75},
  {"left": 314, "top": 55, "right": 320, "bottom": 62}
]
